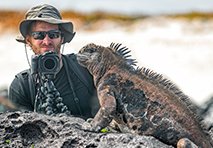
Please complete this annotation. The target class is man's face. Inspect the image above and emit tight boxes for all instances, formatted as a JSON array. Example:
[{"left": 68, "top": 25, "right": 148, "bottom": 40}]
[{"left": 25, "top": 21, "right": 64, "bottom": 55}]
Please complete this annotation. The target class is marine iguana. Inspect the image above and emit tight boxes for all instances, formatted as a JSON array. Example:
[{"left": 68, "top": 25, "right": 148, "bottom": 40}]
[{"left": 76, "top": 43, "right": 213, "bottom": 148}]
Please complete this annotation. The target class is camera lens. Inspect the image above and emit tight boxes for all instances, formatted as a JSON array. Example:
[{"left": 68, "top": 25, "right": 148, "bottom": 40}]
[
  {"left": 44, "top": 58, "right": 56, "bottom": 70},
  {"left": 36, "top": 51, "right": 60, "bottom": 78},
  {"left": 40, "top": 55, "right": 60, "bottom": 74}
]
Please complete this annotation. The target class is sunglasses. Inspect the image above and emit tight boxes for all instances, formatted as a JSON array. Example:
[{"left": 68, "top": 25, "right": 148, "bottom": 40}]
[{"left": 31, "top": 30, "right": 62, "bottom": 40}]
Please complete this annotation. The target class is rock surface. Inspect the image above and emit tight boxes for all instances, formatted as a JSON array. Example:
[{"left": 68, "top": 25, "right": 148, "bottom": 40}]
[{"left": 0, "top": 111, "right": 174, "bottom": 148}]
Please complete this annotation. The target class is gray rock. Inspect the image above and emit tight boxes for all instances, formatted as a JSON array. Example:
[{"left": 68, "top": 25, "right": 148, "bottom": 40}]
[{"left": 0, "top": 111, "right": 173, "bottom": 148}]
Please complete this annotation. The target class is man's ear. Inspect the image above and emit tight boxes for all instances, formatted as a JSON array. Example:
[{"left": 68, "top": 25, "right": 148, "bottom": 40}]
[
  {"left": 61, "top": 36, "right": 64, "bottom": 44},
  {"left": 25, "top": 35, "right": 32, "bottom": 47},
  {"left": 60, "top": 32, "right": 64, "bottom": 44}
]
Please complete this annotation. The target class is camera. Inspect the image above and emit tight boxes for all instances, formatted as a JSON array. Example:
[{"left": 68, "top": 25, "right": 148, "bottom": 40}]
[{"left": 31, "top": 51, "right": 60, "bottom": 78}]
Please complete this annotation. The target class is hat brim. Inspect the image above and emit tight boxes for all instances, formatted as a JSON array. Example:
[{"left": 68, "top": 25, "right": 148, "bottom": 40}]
[{"left": 19, "top": 18, "right": 75, "bottom": 44}]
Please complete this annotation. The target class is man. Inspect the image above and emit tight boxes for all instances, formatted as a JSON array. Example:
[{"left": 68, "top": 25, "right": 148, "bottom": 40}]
[{"left": 9, "top": 4, "right": 99, "bottom": 119}]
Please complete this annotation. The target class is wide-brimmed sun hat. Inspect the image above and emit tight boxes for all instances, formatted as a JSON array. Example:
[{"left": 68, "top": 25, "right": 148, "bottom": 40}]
[{"left": 16, "top": 4, "right": 75, "bottom": 44}]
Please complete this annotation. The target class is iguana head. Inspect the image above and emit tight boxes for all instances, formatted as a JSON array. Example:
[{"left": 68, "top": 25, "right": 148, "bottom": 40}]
[
  {"left": 77, "top": 43, "right": 101, "bottom": 68},
  {"left": 77, "top": 43, "right": 137, "bottom": 75}
]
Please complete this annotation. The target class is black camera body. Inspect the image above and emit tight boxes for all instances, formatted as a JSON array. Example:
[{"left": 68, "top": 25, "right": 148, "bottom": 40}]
[{"left": 31, "top": 51, "right": 60, "bottom": 78}]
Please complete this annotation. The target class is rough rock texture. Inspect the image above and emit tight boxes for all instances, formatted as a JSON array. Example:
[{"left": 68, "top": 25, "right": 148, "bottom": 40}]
[{"left": 0, "top": 111, "right": 173, "bottom": 148}]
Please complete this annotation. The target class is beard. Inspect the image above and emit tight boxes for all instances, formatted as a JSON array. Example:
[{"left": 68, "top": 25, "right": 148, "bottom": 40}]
[
  {"left": 41, "top": 43, "right": 61, "bottom": 54},
  {"left": 31, "top": 42, "right": 62, "bottom": 55}
]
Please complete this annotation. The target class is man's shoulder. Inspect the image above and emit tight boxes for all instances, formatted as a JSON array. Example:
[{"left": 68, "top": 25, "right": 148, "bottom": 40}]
[
  {"left": 15, "top": 69, "right": 31, "bottom": 80},
  {"left": 16, "top": 69, "right": 30, "bottom": 75},
  {"left": 63, "top": 53, "right": 77, "bottom": 60},
  {"left": 10, "top": 69, "right": 31, "bottom": 91},
  {"left": 62, "top": 53, "right": 82, "bottom": 67}
]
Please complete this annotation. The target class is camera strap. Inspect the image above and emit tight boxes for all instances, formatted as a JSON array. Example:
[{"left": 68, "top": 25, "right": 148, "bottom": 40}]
[
  {"left": 62, "top": 54, "right": 95, "bottom": 117},
  {"left": 63, "top": 57, "right": 83, "bottom": 116},
  {"left": 63, "top": 54, "right": 94, "bottom": 93}
]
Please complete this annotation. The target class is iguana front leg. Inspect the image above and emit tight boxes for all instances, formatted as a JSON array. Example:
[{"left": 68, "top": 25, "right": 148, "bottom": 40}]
[{"left": 82, "top": 88, "right": 116, "bottom": 132}]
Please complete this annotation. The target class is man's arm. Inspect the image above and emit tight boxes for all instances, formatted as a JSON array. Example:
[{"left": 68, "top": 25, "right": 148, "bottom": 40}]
[
  {"left": 9, "top": 76, "right": 34, "bottom": 111},
  {"left": 89, "top": 89, "right": 100, "bottom": 117}
]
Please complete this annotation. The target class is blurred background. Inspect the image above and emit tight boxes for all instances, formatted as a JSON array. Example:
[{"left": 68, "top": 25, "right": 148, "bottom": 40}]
[{"left": 0, "top": 0, "right": 213, "bottom": 112}]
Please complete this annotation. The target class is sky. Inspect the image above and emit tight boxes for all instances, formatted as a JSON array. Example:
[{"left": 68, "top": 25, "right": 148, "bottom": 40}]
[{"left": 0, "top": 0, "right": 213, "bottom": 15}]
